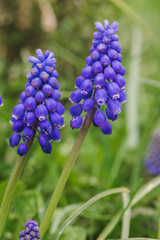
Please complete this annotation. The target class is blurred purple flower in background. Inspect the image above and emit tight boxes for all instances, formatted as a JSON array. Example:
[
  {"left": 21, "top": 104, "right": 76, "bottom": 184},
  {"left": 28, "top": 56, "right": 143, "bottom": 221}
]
[
  {"left": 9, "top": 49, "right": 65, "bottom": 155},
  {"left": 69, "top": 19, "right": 126, "bottom": 134},
  {"left": 144, "top": 129, "right": 160, "bottom": 175},
  {"left": 0, "top": 96, "right": 3, "bottom": 107},
  {"left": 19, "top": 219, "right": 40, "bottom": 240}
]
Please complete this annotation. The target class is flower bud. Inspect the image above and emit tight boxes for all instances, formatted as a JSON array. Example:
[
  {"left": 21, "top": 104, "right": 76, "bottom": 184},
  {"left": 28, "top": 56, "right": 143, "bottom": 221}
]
[
  {"left": 75, "top": 76, "right": 84, "bottom": 88},
  {"left": 39, "top": 71, "right": 49, "bottom": 81},
  {"left": 48, "top": 77, "right": 59, "bottom": 89},
  {"left": 35, "top": 104, "right": 48, "bottom": 121},
  {"left": 70, "top": 116, "right": 83, "bottom": 129},
  {"left": 12, "top": 104, "right": 25, "bottom": 120},
  {"left": 95, "top": 89, "right": 107, "bottom": 106},
  {"left": 69, "top": 90, "right": 83, "bottom": 104},
  {"left": 31, "top": 77, "right": 42, "bottom": 89},
  {"left": 70, "top": 104, "right": 83, "bottom": 117},
  {"left": 111, "top": 60, "right": 122, "bottom": 73},
  {"left": 23, "top": 126, "right": 34, "bottom": 140},
  {"left": 23, "top": 112, "right": 35, "bottom": 126},
  {"left": 24, "top": 97, "right": 36, "bottom": 111},
  {"left": 12, "top": 120, "right": 24, "bottom": 132},
  {"left": 107, "top": 82, "right": 120, "bottom": 99},
  {"left": 100, "top": 121, "right": 112, "bottom": 135},
  {"left": 51, "top": 89, "right": 61, "bottom": 101},
  {"left": 30, "top": 67, "right": 39, "bottom": 77},
  {"left": 114, "top": 74, "right": 125, "bottom": 90},
  {"left": 100, "top": 55, "right": 111, "bottom": 66},
  {"left": 92, "top": 61, "right": 103, "bottom": 73},
  {"left": 104, "top": 67, "right": 116, "bottom": 80},
  {"left": 95, "top": 21, "right": 105, "bottom": 32},
  {"left": 83, "top": 98, "right": 94, "bottom": 112},
  {"left": 56, "top": 102, "right": 65, "bottom": 116},
  {"left": 106, "top": 107, "right": 118, "bottom": 121},
  {"left": 45, "top": 98, "right": 57, "bottom": 112},
  {"left": 81, "top": 66, "right": 92, "bottom": 78},
  {"left": 17, "top": 143, "right": 27, "bottom": 156},
  {"left": 91, "top": 50, "right": 101, "bottom": 61},
  {"left": 42, "top": 84, "right": 53, "bottom": 96},
  {"left": 49, "top": 127, "right": 60, "bottom": 142},
  {"left": 20, "top": 92, "right": 27, "bottom": 102},
  {"left": 97, "top": 43, "right": 107, "bottom": 53},
  {"left": 94, "top": 110, "right": 106, "bottom": 127},
  {"left": 35, "top": 90, "right": 46, "bottom": 103},
  {"left": 94, "top": 73, "right": 105, "bottom": 88},
  {"left": 118, "top": 90, "right": 127, "bottom": 104},
  {"left": 80, "top": 80, "right": 92, "bottom": 95},
  {"left": 49, "top": 112, "right": 63, "bottom": 128},
  {"left": 25, "top": 85, "right": 36, "bottom": 97},
  {"left": 108, "top": 99, "right": 121, "bottom": 115},
  {"left": 39, "top": 119, "right": 52, "bottom": 134},
  {"left": 85, "top": 56, "right": 94, "bottom": 66},
  {"left": 9, "top": 133, "right": 21, "bottom": 147},
  {"left": 108, "top": 49, "right": 118, "bottom": 59}
]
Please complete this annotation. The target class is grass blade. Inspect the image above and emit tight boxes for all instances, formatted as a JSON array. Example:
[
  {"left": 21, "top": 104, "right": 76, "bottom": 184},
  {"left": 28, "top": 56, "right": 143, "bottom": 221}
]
[
  {"left": 97, "top": 175, "right": 160, "bottom": 240},
  {"left": 121, "top": 193, "right": 131, "bottom": 239},
  {"left": 97, "top": 211, "right": 122, "bottom": 240},
  {"left": 56, "top": 187, "right": 129, "bottom": 240},
  {"left": 131, "top": 175, "right": 160, "bottom": 206}
]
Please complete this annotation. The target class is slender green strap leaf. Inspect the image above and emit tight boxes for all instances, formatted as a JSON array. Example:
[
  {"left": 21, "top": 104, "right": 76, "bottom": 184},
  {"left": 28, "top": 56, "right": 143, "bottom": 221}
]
[
  {"left": 97, "top": 175, "right": 160, "bottom": 240},
  {"left": 56, "top": 187, "right": 129, "bottom": 240},
  {"left": 97, "top": 211, "right": 122, "bottom": 240},
  {"left": 141, "top": 78, "right": 160, "bottom": 88},
  {"left": 131, "top": 175, "right": 160, "bottom": 206},
  {"left": 121, "top": 193, "right": 131, "bottom": 239}
]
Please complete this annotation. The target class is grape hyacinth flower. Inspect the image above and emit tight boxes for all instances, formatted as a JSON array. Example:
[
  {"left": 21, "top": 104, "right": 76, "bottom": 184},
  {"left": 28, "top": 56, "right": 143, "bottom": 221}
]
[
  {"left": 69, "top": 20, "right": 126, "bottom": 134},
  {"left": 19, "top": 219, "right": 40, "bottom": 240},
  {"left": 144, "top": 130, "right": 160, "bottom": 175},
  {"left": 9, "top": 49, "right": 64, "bottom": 155},
  {"left": 0, "top": 96, "right": 3, "bottom": 107}
]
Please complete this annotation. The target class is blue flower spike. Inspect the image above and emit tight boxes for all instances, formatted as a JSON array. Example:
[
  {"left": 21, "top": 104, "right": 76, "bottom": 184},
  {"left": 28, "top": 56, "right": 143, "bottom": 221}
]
[
  {"left": 19, "top": 219, "right": 40, "bottom": 240},
  {"left": 144, "top": 130, "right": 160, "bottom": 175},
  {"left": 10, "top": 49, "right": 65, "bottom": 155},
  {"left": 69, "top": 19, "right": 126, "bottom": 134}
]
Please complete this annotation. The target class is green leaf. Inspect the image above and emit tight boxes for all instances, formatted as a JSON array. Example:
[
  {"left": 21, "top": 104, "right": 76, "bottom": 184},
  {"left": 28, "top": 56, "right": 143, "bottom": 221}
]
[
  {"left": 59, "top": 226, "right": 87, "bottom": 240},
  {"left": 56, "top": 187, "right": 129, "bottom": 240},
  {"left": 121, "top": 193, "right": 131, "bottom": 239},
  {"left": 97, "top": 175, "right": 160, "bottom": 239}
]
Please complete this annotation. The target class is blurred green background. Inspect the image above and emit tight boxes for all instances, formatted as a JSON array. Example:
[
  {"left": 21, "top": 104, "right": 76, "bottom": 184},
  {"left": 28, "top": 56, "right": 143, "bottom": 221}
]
[{"left": 0, "top": 0, "right": 160, "bottom": 239}]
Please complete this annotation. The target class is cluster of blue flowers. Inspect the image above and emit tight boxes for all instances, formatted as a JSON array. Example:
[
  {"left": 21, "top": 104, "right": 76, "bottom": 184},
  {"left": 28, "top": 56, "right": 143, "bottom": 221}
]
[
  {"left": 19, "top": 219, "right": 40, "bottom": 240},
  {"left": 0, "top": 96, "right": 3, "bottom": 107},
  {"left": 9, "top": 49, "right": 64, "bottom": 156},
  {"left": 144, "top": 130, "right": 160, "bottom": 175},
  {"left": 69, "top": 20, "right": 126, "bottom": 134}
]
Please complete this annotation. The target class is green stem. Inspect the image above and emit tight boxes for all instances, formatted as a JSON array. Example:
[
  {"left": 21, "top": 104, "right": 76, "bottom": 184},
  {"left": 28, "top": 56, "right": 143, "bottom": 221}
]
[
  {"left": 0, "top": 136, "right": 35, "bottom": 239},
  {"left": 40, "top": 107, "right": 96, "bottom": 239}
]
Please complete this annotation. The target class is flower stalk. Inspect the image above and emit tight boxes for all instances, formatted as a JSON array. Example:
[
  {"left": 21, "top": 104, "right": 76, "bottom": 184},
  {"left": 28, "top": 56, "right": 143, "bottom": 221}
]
[
  {"left": 0, "top": 135, "right": 35, "bottom": 239},
  {"left": 40, "top": 106, "right": 96, "bottom": 239}
]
